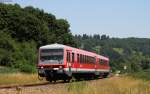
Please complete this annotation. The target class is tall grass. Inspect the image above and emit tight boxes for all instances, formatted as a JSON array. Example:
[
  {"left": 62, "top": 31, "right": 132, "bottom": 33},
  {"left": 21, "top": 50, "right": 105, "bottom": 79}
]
[
  {"left": 0, "top": 73, "right": 45, "bottom": 85},
  {"left": 131, "top": 69, "right": 150, "bottom": 81},
  {"left": 0, "top": 66, "right": 19, "bottom": 73},
  {"left": 0, "top": 76, "right": 149, "bottom": 94},
  {"left": 58, "top": 77, "right": 150, "bottom": 94}
]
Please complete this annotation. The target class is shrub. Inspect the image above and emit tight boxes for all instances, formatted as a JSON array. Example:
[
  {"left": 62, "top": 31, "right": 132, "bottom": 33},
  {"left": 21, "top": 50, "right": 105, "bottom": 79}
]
[{"left": 19, "top": 63, "right": 36, "bottom": 73}]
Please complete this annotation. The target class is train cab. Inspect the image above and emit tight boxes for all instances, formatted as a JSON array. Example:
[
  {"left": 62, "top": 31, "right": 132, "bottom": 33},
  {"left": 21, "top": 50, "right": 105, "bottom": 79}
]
[{"left": 37, "top": 44, "right": 71, "bottom": 81}]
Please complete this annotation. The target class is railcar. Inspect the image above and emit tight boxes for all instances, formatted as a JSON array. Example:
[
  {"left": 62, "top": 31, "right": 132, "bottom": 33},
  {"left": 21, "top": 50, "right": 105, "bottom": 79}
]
[{"left": 37, "top": 43, "right": 110, "bottom": 82}]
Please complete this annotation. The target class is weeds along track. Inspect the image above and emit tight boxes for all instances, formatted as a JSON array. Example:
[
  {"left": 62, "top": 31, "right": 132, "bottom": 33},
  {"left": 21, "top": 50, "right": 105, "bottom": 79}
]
[
  {"left": 0, "top": 82, "right": 51, "bottom": 89},
  {"left": 0, "top": 81, "right": 69, "bottom": 89},
  {"left": 0, "top": 76, "right": 113, "bottom": 90}
]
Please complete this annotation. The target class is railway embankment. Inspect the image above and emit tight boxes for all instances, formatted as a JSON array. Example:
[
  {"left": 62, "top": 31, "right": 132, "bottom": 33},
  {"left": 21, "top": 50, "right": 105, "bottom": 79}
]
[{"left": 0, "top": 74, "right": 149, "bottom": 94}]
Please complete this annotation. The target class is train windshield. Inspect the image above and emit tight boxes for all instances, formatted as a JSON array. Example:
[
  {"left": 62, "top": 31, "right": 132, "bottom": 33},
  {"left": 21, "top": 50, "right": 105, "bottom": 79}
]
[{"left": 40, "top": 49, "right": 64, "bottom": 64}]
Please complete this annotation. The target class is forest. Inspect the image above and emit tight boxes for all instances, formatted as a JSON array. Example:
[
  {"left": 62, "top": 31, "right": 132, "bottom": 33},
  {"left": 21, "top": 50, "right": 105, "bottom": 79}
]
[
  {"left": 0, "top": 3, "right": 76, "bottom": 72},
  {"left": 75, "top": 34, "right": 150, "bottom": 73},
  {"left": 0, "top": 3, "right": 150, "bottom": 74}
]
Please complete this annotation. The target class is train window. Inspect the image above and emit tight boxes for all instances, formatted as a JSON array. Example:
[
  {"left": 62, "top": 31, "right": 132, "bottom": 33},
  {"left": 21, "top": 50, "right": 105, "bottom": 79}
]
[
  {"left": 94, "top": 58, "right": 96, "bottom": 63},
  {"left": 99, "top": 59, "right": 101, "bottom": 65},
  {"left": 82, "top": 55, "right": 84, "bottom": 63},
  {"left": 92, "top": 57, "right": 94, "bottom": 64},
  {"left": 90, "top": 57, "right": 92, "bottom": 63},
  {"left": 72, "top": 53, "right": 74, "bottom": 63},
  {"left": 100, "top": 59, "right": 103, "bottom": 65},
  {"left": 67, "top": 52, "right": 70, "bottom": 62},
  {"left": 83, "top": 55, "right": 85, "bottom": 63},
  {"left": 87, "top": 56, "right": 90, "bottom": 63},
  {"left": 99, "top": 59, "right": 107, "bottom": 66},
  {"left": 80, "top": 54, "right": 82, "bottom": 63},
  {"left": 77, "top": 54, "right": 79, "bottom": 63},
  {"left": 81, "top": 54, "right": 84, "bottom": 63},
  {"left": 85, "top": 55, "right": 87, "bottom": 63},
  {"left": 104, "top": 60, "right": 108, "bottom": 66},
  {"left": 84, "top": 55, "right": 86, "bottom": 63}
]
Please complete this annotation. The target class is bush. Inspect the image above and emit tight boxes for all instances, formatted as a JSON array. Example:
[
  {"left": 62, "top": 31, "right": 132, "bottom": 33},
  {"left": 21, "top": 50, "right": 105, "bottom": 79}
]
[
  {"left": 0, "top": 66, "right": 19, "bottom": 73},
  {"left": 130, "top": 69, "right": 150, "bottom": 81},
  {"left": 19, "top": 64, "right": 36, "bottom": 73}
]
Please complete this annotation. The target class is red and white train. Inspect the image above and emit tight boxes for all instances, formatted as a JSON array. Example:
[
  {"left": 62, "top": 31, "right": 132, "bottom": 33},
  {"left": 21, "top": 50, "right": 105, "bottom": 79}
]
[{"left": 37, "top": 43, "right": 110, "bottom": 82}]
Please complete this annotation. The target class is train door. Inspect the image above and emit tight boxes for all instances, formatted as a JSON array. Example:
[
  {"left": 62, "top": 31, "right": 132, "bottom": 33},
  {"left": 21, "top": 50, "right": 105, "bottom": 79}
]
[
  {"left": 66, "top": 50, "right": 72, "bottom": 76},
  {"left": 95, "top": 57, "right": 99, "bottom": 76}
]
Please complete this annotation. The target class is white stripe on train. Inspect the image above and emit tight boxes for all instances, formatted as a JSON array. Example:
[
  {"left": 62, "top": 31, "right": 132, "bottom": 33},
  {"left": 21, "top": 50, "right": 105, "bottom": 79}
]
[{"left": 63, "top": 68, "right": 110, "bottom": 72}]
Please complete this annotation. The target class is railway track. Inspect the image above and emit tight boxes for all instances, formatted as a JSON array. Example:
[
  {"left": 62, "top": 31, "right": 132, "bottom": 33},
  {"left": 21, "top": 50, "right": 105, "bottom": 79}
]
[
  {"left": 0, "top": 74, "right": 114, "bottom": 90},
  {"left": 0, "top": 82, "right": 51, "bottom": 89}
]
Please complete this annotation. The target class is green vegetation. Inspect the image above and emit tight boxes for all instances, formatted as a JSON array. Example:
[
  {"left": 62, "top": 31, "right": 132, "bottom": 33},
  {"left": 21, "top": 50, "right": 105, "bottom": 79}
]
[
  {"left": 60, "top": 77, "right": 150, "bottom": 94},
  {"left": 0, "top": 73, "right": 45, "bottom": 85},
  {"left": 0, "top": 66, "right": 19, "bottom": 73},
  {"left": 66, "top": 81, "right": 87, "bottom": 94},
  {"left": 75, "top": 34, "right": 150, "bottom": 73},
  {"left": 0, "top": 3, "right": 76, "bottom": 73},
  {"left": 131, "top": 69, "right": 150, "bottom": 81}
]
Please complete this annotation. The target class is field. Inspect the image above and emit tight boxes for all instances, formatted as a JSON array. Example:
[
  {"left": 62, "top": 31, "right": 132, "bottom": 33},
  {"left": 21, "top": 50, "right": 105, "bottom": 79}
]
[
  {"left": 60, "top": 76, "right": 150, "bottom": 94},
  {"left": 0, "top": 74, "right": 150, "bottom": 94},
  {"left": 0, "top": 73, "right": 45, "bottom": 85}
]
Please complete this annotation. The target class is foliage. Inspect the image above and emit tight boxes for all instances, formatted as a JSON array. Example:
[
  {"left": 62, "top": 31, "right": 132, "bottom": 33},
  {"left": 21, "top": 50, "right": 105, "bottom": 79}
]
[
  {"left": 75, "top": 34, "right": 150, "bottom": 73},
  {"left": 0, "top": 66, "right": 19, "bottom": 73},
  {"left": 131, "top": 69, "right": 150, "bottom": 81},
  {"left": 0, "top": 3, "right": 76, "bottom": 73}
]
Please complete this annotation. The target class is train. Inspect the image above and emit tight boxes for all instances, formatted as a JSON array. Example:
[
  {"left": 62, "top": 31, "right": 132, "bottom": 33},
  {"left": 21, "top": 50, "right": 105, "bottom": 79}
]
[{"left": 37, "top": 43, "right": 110, "bottom": 82}]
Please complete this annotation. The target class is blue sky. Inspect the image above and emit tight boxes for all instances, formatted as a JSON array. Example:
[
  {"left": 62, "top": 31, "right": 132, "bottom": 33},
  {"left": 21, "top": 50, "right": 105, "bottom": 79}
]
[{"left": 9, "top": 0, "right": 150, "bottom": 38}]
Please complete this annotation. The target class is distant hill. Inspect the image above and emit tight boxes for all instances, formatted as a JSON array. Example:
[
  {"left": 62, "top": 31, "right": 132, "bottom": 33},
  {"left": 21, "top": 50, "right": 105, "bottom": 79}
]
[{"left": 74, "top": 34, "right": 150, "bottom": 72}]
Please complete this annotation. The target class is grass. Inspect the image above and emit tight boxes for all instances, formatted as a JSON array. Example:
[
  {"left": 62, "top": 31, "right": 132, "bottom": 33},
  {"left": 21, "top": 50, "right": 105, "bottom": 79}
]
[
  {"left": 131, "top": 69, "right": 150, "bottom": 81},
  {"left": 58, "top": 77, "right": 150, "bottom": 94},
  {"left": 0, "top": 73, "right": 46, "bottom": 85},
  {"left": 0, "top": 66, "right": 19, "bottom": 73},
  {"left": 0, "top": 75, "right": 149, "bottom": 94},
  {"left": 0, "top": 66, "right": 45, "bottom": 85}
]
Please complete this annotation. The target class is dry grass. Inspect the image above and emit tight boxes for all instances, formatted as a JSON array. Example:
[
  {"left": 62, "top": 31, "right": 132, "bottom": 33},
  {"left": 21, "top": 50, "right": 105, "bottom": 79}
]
[
  {"left": 0, "top": 75, "right": 150, "bottom": 94},
  {"left": 0, "top": 73, "right": 45, "bottom": 85},
  {"left": 59, "top": 77, "right": 150, "bottom": 94}
]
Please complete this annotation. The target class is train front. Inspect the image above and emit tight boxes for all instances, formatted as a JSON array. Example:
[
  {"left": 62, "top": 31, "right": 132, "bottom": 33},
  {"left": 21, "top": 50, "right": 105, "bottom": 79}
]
[{"left": 37, "top": 44, "right": 66, "bottom": 82}]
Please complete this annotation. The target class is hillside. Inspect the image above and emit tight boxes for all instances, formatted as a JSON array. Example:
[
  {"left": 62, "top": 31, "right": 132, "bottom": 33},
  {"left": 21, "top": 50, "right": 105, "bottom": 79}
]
[{"left": 75, "top": 34, "right": 150, "bottom": 73}]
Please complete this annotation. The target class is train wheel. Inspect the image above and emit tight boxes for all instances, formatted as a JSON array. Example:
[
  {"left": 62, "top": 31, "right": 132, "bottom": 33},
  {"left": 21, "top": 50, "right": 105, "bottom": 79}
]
[
  {"left": 63, "top": 79, "right": 69, "bottom": 83},
  {"left": 46, "top": 77, "right": 52, "bottom": 82},
  {"left": 63, "top": 77, "right": 71, "bottom": 83},
  {"left": 103, "top": 73, "right": 109, "bottom": 78},
  {"left": 75, "top": 77, "right": 81, "bottom": 81}
]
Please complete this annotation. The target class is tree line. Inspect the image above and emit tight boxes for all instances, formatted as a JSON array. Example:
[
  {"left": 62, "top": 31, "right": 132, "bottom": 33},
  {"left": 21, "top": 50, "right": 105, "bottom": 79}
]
[
  {"left": 0, "top": 3, "right": 76, "bottom": 72},
  {"left": 75, "top": 34, "right": 150, "bottom": 73}
]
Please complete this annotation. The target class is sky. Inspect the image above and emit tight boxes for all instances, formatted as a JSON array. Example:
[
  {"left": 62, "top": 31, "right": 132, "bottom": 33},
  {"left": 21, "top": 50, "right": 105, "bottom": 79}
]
[{"left": 8, "top": 0, "right": 150, "bottom": 38}]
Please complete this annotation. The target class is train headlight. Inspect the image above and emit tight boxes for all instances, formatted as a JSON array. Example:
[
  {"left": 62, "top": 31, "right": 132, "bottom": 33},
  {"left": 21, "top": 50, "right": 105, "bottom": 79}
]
[
  {"left": 59, "top": 66, "right": 63, "bottom": 69},
  {"left": 38, "top": 69, "right": 44, "bottom": 74},
  {"left": 41, "top": 66, "right": 44, "bottom": 69},
  {"left": 59, "top": 66, "right": 63, "bottom": 70}
]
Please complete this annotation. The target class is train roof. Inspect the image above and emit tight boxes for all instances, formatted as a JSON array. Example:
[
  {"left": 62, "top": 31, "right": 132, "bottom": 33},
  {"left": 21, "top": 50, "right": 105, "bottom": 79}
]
[
  {"left": 40, "top": 43, "right": 66, "bottom": 49},
  {"left": 40, "top": 43, "right": 95, "bottom": 54},
  {"left": 97, "top": 55, "right": 109, "bottom": 61}
]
